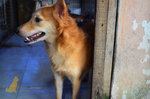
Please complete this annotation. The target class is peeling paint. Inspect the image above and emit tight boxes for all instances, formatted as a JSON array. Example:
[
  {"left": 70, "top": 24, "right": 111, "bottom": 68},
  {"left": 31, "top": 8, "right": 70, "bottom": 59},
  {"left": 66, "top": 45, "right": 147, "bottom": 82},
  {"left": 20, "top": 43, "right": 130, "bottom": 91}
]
[
  {"left": 133, "top": 19, "right": 138, "bottom": 31},
  {"left": 122, "top": 90, "right": 127, "bottom": 99},
  {"left": 124, "top": 86, "right": 150, "bottom": 99},
  {"left": 141, "top": 90, "right": 150, "bottom": 99},
  {"left": 140, "top": 55, "right": 150, "bottom": 63},
  {"left": 142, "top": 69, "right": 150, "bottom": 76},
  {"left": 146, "top": 80, "right": 150, "bottom": 84},
  {"left": 138, "top": 20, "right": 150, "bottom": 63},
  {"left": 6, "top": 76, "right": 19, "bottom": 93}
]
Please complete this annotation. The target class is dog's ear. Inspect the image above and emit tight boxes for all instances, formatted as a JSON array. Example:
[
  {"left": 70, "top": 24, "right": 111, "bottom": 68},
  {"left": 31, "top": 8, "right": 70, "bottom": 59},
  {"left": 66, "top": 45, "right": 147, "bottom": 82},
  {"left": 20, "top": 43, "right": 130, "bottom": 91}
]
[{"left": 55, "top": 0, "right": 68, "bottom": 17}]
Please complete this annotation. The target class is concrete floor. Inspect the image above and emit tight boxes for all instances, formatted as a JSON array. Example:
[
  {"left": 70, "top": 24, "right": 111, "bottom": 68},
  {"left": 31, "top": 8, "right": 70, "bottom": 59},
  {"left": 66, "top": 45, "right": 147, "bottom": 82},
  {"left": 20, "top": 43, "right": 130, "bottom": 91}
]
[{"left": 0, "top": 35, "right": 91, "bottom": 99}]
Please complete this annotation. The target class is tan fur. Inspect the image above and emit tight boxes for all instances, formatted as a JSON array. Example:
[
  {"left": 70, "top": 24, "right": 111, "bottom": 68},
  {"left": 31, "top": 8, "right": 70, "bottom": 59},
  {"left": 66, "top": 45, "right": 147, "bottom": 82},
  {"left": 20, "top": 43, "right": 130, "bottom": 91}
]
[{"left": 18, "top": 0, "right": 91, "bottom": 99}]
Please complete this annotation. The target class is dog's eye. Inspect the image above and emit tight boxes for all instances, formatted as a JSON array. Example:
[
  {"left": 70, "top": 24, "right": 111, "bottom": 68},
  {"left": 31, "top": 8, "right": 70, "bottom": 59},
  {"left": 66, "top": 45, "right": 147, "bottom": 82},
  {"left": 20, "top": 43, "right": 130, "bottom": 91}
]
[{"left": 35, "top": 17, "right": 42, "bottom": 23}]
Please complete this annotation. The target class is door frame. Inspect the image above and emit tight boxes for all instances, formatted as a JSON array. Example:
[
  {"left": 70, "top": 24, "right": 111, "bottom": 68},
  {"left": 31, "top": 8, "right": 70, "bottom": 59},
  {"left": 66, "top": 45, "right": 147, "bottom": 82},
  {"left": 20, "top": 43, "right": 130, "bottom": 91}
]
[{"left": 91, "top": 0, "right": 118, "bottom": 98}]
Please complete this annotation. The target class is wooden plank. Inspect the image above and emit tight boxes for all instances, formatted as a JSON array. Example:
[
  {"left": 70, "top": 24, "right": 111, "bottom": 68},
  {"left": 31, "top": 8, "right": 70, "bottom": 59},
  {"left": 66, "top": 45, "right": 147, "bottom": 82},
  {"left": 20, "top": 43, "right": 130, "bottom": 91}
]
[
  {"left": 91, "top": 0, "right": 109, "bottom": 98},
  {"left": 103, "top": 0, "right": 118, "bottom": 96},
  {"left": 91, "top": 0, "right": 118, "bottom": 98}
]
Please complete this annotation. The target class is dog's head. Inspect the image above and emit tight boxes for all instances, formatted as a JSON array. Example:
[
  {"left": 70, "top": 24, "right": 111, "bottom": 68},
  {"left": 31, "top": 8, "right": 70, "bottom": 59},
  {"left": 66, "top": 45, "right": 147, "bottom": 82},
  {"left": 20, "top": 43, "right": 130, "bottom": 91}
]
[{"left": 18, "top": 0, "right": 68, "bottom": 44}]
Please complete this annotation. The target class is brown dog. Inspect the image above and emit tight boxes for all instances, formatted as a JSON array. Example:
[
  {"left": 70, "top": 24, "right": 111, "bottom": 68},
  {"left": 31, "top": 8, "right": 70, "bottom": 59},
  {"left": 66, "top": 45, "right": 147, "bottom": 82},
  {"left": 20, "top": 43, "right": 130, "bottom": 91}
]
[{"left": 18, "top": 0, "right": 91, "bottom": 99}]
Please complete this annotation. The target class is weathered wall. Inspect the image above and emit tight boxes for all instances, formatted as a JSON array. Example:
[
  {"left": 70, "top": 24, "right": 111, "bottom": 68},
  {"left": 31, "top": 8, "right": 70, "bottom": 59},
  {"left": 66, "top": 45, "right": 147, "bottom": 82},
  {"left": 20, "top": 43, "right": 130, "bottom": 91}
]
[{"left": 111, "top": 0, "right": 150, "bottom": 98}]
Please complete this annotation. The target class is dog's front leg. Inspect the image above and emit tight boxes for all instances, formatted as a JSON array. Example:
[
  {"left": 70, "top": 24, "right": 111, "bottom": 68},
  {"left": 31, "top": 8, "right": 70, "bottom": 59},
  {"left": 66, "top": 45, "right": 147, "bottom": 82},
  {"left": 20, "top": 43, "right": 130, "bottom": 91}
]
[
  {"left": 54, "top": 73, "right": 64, "bottom": 99},
  {"left": 72, "top": 77, "right": 81, "bottom": 99}
]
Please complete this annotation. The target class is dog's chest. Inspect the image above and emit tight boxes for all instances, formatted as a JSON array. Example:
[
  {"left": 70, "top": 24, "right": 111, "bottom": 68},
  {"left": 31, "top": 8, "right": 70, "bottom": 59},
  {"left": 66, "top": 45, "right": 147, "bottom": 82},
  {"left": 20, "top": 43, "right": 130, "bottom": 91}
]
[{"left": 47, "top": 44, "right": 65, "bottom": 67}]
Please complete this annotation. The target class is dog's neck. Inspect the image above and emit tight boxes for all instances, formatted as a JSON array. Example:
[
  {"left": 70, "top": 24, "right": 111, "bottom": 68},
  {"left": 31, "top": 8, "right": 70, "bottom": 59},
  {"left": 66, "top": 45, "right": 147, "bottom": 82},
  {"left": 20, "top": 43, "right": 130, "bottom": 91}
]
[
  {"left": 44, "top": 15, "right": 84, "bottom": 56},
  {"left": 44, "top": 33, "right": 57, "bottom": 44}
]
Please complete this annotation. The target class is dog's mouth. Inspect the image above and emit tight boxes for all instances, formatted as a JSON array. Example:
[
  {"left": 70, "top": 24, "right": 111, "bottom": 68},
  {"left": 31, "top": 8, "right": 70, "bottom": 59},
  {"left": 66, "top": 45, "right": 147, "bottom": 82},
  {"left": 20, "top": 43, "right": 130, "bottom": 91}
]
[{"left": 24, "top": 32, "right": 46, "bottom": 43}]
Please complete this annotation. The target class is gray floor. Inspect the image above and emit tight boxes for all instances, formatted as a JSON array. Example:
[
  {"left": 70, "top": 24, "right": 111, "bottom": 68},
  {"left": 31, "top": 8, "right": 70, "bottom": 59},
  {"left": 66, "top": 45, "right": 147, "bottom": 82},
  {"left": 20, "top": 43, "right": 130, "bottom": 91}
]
[{"left": 0, "top": 35, "right": 91, "bottom": 99}]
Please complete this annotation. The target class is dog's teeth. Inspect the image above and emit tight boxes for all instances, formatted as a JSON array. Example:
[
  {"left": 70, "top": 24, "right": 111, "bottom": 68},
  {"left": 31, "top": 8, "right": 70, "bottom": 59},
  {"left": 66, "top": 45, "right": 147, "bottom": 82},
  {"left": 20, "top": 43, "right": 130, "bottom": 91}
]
[
  {"left": 26, "top": 37, "right": 29, "bottom": 40},
  {"left": 25, "top": 37, "right": 29, "bottom": 40}
]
